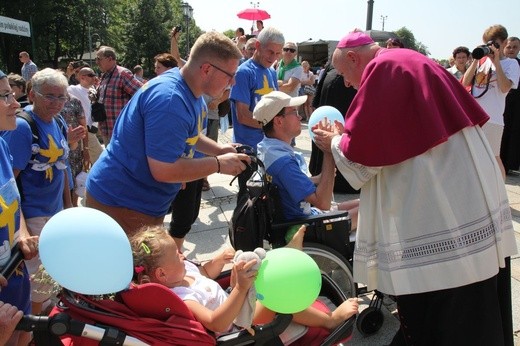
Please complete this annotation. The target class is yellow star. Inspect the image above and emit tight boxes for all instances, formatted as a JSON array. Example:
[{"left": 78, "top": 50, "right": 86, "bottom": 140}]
[
  {"left": 255, "top": 75, "right": 275, "bottom": 96},
  {"left": 39, "top": 134, "right": 63, "bottom": 163},
  {"left": 0, "top": 195, "right": 18, "bottom": 246}
]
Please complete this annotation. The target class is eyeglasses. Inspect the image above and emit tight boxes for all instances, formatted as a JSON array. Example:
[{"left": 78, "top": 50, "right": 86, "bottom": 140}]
[
  {"left": 208, "top": 63, "right": 236, "bottom": 80},
  {"left": 95, "top": 56, "right": 105, "bottom": 61},
  {"left": 0, "top": 92, "right": 16, "bottom": 105},
  {"left": 283, "top": 48, "right": 296, "bottom": 53},
  {"left": 246, "top": 47, "right": 256, "bottom": 51},
  {"left": 83, "top": 74, "right": 96, "bottom": 77},
  {"left": 278, "top": 110, "right": 301, "bottom": 118},
  {"left": 34, "top": 91, "right": 68, "bottom": 103}
]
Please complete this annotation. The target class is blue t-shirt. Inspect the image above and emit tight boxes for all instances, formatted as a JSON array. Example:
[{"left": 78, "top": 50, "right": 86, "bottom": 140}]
[
  {"left": 1, "top": 112, "right": 68, "bottom": 218},
  {"left": 257, "top": 137, "right": 316, "bottom": 221},
  {"left": 0, "top": 138, "right": 31, "bottom": 314},
  {"left": 230, "top": 59, "right": 278, "bottom": 149},
  {"left": 87, "top": 68, "right": 206, "bottom": 217}
]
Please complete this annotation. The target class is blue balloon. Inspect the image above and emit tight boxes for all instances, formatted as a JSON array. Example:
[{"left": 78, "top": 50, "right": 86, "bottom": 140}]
[
  {"left": 308, "top": 106, "right": 345, "bottom": 141},
  {"left": 39, "top": 208, "right": 133, "bottom": 295}
]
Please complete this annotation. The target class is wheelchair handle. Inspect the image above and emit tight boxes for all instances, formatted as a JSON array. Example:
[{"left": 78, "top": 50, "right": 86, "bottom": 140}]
[{"left": 0, "top": 242, "right": 24, "bottom": 280}]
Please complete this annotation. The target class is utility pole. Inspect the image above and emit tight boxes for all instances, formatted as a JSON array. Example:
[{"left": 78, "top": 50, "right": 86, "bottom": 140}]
[{"left": 381, "top": 15, "right": 388, "bottom": 31}]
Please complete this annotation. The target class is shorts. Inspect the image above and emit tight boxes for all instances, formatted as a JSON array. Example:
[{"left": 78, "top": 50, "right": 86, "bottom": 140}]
[{"left": 481, "top": 122, "right": 503, "bottom": 156}]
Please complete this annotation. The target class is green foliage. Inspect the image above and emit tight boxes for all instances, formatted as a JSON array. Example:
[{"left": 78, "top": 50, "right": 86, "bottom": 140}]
[
  {"left": 394, "top": 27, "right": 430, "bottom": 56},
  {"left": 0, "top": 0, "right": 204, "bottom": 75},
  {"left": 223, "top": 29, "right": 235, "bottom": 40}
]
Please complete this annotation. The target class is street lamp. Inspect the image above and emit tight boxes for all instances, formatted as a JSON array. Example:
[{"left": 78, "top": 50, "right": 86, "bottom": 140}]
[
  {"left": 380, "top": 15, "right": 388, "bottom": 31},
  {"left": 181, "top": 2, "right": 193, "bottom": 57},
  {"left": 88, "top": 33, "right": 101, "bottom": 66}
]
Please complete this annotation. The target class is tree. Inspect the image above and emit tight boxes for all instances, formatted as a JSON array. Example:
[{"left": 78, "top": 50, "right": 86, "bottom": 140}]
[
  {"left": 394, "top": 27, "right": 430, "bottom": 56},
  {"left": 0, "top": 0, "right": 203, "bottom": 75}
]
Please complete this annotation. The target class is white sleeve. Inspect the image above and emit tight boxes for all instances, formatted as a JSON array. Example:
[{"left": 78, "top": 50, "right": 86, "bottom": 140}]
[{"left": 331, "top": 135, "right": 380, "bottom": 190}]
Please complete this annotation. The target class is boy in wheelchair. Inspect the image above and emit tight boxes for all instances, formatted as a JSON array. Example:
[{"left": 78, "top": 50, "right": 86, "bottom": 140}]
[
  {"left": 129, "top": 225, "right": 358, "bottom": 334},
  {"left": 253, "top": 91, "right": 359, "bottom": 231}
]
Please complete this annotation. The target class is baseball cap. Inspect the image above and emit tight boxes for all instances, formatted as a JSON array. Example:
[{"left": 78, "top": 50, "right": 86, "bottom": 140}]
[
  {"left": 253, "top": 91, "right": 307, "bottom": 125},
  {"left": 336, "top": 31, "right": 374, "bottom": 49}
]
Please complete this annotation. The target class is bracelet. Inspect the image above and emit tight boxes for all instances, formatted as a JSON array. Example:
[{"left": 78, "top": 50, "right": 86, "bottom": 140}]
[{"left": 214, "top": 156, "right": 221, "bottom": 174}]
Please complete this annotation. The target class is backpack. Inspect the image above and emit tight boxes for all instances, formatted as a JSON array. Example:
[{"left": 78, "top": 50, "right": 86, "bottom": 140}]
[
  {"left": 229, "top": 154, "right": 281, "bottom": 251},
  {"left": 15, "top": 110, "right": 67, "bottom": 200}
]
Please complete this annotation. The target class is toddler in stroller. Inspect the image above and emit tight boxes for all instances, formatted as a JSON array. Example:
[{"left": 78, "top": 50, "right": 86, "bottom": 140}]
[
  {"left": 3, "top": 208, "right": 358, "bottom": 345},
  {"left": 129, "top": 225, "right": 358, "bottom": 336}
]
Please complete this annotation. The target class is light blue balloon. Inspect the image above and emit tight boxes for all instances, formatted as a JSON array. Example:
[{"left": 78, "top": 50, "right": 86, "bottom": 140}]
[
  {"left": 39, "top": 208, "right": 133, "bottom": 295},
  {"left": 308, "top": 105, "right": 345, "bottom": 141}
]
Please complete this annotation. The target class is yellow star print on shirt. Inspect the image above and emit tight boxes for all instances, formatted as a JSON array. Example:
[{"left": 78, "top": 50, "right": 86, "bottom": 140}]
[
  {"left": 0, "top": 195, "right": 18, "bottom": 246},
  {"left": 38, "top": 134, "right": 63, "bottom": 182},
  {"left": 255, "top": 75, "right": 275, "bottom": 96},
  {"left": 185, "top": 106, "right": 207, "bottom": 158}
]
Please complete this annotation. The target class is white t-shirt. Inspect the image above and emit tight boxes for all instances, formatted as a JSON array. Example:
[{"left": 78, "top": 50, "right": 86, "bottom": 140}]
[
  {"left": 67, "top": 84, "right": 94, "bottom": 126},
  {"left": 172, "top": 261, "right": 228, "bottom": 312},
  {"left": 472, "top": 57, "right": 520, "bottom": 125},
  {"left": 279, "top": 65, "right": 303, "bottom": 97}
]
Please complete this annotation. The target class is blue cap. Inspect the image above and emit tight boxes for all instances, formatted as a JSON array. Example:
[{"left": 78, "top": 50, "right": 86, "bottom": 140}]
[{"left": 0, "top": 70, "right": 6, "bottom": 79}]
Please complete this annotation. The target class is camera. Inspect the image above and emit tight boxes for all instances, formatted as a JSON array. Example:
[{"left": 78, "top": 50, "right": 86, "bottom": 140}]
[
  {"left": 472, "top": 40, "right": 500, "bottom": 59},
  {"left": 173, "top": 25, "right": 182, "bottom": 34}
]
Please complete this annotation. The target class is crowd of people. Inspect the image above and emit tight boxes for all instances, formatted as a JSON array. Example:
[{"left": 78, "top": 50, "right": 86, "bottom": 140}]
[{"left": 0, "top": 21, "right": 519, "bottom": 346}]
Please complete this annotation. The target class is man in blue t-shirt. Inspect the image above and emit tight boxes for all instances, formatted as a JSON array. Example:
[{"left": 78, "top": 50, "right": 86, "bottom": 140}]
[
  {"left": 254, "top": 91, "right": 359, "bottom": 224},
  {"left": 86, "top": 32, "right": 250, "bottom": 235},
  {"left": 230, "top": 27, "right": 284, "bottom": 150}
]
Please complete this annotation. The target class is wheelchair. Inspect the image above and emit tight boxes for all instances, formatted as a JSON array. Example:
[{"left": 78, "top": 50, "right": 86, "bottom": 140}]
[{"left": 229, "top": 146, "right": 385, "bottom": 337}]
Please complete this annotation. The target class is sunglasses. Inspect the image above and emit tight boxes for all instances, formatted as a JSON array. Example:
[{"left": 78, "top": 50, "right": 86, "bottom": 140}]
[
  {"left": 84, "top": 74, "right": 96, "bottom": 77},
  {"left": 283, "top": 48, "right": 296, "bottom": 53}
]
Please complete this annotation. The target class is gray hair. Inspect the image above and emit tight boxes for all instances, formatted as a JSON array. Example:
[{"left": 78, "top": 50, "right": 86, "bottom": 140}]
[
  {"left": 97, "top": 46, "right": 117, "bottom": 60},
  {"left": 257, "top": 27, "right": 285, "bottom": 46},
  {"left": 31, "top": 68, "right": 68, "bottom": 93}
]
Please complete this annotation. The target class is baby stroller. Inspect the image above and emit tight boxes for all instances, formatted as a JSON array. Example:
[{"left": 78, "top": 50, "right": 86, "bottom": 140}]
[
  {"left": 229, "top": 147, "right": 386, "bottom": 337},
  {"left": 2, "top": 242, "right": 355, "bottom": 345}
]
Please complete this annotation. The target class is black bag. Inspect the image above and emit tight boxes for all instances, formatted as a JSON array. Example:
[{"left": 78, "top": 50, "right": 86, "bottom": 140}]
[
  {"left": 218, "top": 99, "right": 231, "bottom": 117},
  {"left": 229, "top": 156, "right": 278, "bottom": 251},
  {"left": 91, "top": 102, "right": 107, "bottom": 122}
]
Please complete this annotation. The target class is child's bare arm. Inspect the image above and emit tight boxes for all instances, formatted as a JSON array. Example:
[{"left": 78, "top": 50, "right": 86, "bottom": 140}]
[
  {"left": 185, "top": 259, "right": 257, "bottom": 332},
  {"left": 200, "top": 248, "right": 235, "bottom": 279}
]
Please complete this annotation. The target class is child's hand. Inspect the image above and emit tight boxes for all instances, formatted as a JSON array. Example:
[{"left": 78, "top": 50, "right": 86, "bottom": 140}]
[{"left": 232, "top": 259, "right": 258, "bottom": 292}]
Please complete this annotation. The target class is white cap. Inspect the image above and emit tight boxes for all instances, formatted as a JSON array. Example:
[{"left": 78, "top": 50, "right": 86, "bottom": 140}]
[{"left": 253, "top": 91, "right": 307, "bottom": 125}]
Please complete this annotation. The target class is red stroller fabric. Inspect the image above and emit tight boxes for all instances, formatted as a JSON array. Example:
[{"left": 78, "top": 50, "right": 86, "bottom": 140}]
[{"left": 53, "top": 283, "right": 216, "bottom": 346}]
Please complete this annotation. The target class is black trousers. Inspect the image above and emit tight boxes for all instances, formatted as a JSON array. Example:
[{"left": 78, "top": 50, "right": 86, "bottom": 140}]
[
  {"left": 168, "top": 179, "right": 204, "bottom": 238},
  {"left": 392, "top": 274, "right": 508, "bottom": 346}
]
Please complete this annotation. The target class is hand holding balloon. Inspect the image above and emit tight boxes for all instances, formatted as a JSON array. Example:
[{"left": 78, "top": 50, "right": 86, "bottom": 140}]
[{"left": 308, "top": 106, "right": 345, "bottom": 141}]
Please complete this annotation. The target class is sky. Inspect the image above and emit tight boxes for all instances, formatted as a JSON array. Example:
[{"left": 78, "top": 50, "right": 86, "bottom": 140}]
[{"left": 186, "top": 0, "right": 520, "bottom": 60}]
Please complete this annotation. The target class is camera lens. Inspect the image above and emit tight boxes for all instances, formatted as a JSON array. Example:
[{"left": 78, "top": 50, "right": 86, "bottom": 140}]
[{"left": 472, "top": 45, "right": 491, "bottom": 60}]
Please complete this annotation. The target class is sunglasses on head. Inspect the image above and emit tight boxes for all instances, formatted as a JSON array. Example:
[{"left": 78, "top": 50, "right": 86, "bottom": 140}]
[{"left": 283, "top": 47, "right": 296, "bottom": 53}]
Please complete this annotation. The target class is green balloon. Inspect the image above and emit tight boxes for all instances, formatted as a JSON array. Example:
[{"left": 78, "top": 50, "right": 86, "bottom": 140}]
[{"left": 255, "top": 248, "right": 321, "bottom": 314}]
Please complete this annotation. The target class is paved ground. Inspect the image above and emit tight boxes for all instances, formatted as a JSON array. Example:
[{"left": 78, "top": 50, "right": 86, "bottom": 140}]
[{"left": 166, "top": 124, "right": 520, "bottom": 345}]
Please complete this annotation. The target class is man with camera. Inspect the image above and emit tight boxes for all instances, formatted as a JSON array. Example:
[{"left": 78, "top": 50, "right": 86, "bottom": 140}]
[{"left": 462, "top": 25, "right": 520, "bottom": 179}]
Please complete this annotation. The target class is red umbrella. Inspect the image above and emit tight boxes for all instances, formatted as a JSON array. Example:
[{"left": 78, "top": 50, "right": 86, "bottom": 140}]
[{"left": 237, "top": 8, "right": 271, "bottom": 21}]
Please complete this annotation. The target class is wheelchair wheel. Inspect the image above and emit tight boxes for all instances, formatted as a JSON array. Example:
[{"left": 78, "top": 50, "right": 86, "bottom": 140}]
[
  {"left": 356, "top": 306, "right": 384, "bottom": 336},
  {"left": 303, "top": 242, "right": 357, "bottom": 298}
]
